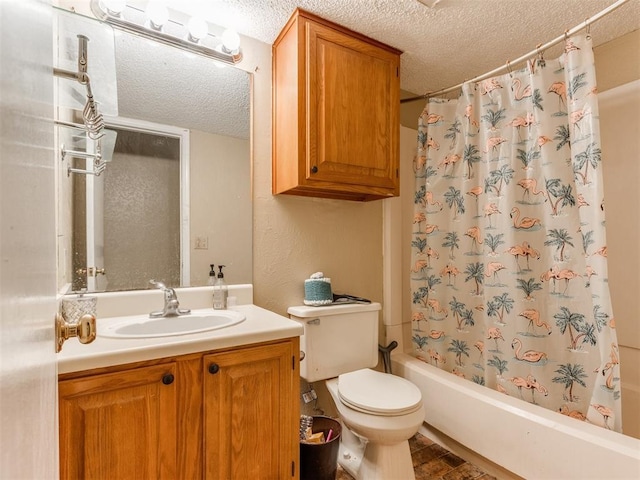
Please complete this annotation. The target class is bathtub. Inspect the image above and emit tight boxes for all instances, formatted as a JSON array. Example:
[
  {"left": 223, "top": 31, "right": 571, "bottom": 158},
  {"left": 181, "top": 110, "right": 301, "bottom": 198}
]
[{"left": 392, "top": 353, "right": 640, "bottom": 480}]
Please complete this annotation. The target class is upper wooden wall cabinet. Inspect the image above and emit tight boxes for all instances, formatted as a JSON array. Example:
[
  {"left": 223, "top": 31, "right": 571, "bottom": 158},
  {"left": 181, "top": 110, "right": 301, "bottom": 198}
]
[{"left": 272, "top": 8, "right": 402, "bottom": 201}]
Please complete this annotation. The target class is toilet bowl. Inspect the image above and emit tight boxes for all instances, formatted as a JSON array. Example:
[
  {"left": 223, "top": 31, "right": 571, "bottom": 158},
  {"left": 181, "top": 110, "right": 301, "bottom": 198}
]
[
  {"left": 287, "top": 303, "right": 425, "bottom": 480},
  {"left": 326, "top": 369, "right": 424, "bottom": 480}
]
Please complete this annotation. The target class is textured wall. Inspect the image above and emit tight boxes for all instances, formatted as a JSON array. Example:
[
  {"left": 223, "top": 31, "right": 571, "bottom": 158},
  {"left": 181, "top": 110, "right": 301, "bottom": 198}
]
[{"left": 247, "top": 36, "right": 384, "bottom": 318}]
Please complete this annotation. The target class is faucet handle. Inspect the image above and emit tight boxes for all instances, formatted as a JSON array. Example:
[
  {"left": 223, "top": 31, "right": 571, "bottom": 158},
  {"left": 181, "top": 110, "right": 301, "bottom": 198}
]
[
  {"left": 150, "top": 279, "right": 166, "bottom": 290},
  {"left": 148, "top": 279, "right": 189, "bottom": 318}
]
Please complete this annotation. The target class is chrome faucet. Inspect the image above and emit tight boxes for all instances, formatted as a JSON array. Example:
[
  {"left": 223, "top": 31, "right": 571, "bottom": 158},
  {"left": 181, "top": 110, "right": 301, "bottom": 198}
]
[{"left": 149, "top": 280, "right": 191, "bottom": 318}]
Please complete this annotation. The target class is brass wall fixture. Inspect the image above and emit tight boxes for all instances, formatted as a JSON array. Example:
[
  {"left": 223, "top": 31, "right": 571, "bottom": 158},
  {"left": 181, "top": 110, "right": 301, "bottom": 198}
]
[
  {"left": 55, "top": 313, "right": 97, "bottom": 353},
  {"left": 76, "top": 267, "right": 106, "bottom": 277}
]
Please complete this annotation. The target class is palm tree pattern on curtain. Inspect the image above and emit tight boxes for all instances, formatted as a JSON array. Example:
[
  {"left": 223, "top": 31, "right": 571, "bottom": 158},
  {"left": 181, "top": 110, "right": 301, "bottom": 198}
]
[{"left": 410, "top": 34, "right": 621, "bottom": 431}]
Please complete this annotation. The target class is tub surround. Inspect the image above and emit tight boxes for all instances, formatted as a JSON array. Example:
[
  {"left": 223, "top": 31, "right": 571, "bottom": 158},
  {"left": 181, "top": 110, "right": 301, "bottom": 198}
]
[
  {"left": 393, "top": 353, "right": 640, "bottom": 480},
  {"left": 58, "top": 284, "right": 303, "bottom": 373}
]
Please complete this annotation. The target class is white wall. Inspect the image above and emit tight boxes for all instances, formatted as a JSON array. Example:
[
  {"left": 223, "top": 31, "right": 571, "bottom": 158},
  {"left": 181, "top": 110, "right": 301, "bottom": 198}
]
[
  {"left": 599, "top": 80, "right": 640, "bottom": 439},
  {"left": 594, "top": 29, "right": 640, "bottom": 440},
  {"left": 190, "top": 129, "right": 251, "bottom": 286}
]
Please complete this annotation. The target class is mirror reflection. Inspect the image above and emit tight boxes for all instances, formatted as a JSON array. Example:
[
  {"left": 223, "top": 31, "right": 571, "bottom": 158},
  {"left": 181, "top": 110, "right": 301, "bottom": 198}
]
[{"left": 58, "top": 13, "right": 252, "bottom": 293}]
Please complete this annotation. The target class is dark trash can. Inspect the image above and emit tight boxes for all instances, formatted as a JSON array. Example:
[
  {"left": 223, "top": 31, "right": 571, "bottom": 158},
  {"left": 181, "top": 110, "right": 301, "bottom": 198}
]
[{"left": 300, "top": 416, "right": 342, "bottom": 480}]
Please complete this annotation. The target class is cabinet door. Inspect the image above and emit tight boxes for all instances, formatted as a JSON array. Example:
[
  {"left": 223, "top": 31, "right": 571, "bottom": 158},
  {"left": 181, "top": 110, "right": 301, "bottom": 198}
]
[
  {"left": 59, "top": 363, "right": 177, "bottom": 479},
  {"left": 306, "top": 19, "right": 399, "bottom": 193},
  {"left": 203, "top": 340, "right": 298, "bottom": 479}
]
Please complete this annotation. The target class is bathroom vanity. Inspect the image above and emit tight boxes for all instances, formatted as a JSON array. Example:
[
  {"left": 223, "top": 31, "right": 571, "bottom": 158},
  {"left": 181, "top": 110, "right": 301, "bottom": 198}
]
[{"left": 57, "top": 294, "right": 303, "bottom": 479}]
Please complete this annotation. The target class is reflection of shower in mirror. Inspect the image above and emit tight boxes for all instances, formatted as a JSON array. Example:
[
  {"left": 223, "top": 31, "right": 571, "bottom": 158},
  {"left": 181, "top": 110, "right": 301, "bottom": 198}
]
[
  {"left": 72, "top": 120, "right": 183, "bottom": 293},
  {"left": 55, "top": 9, "right": 252, "bottom": 294}
]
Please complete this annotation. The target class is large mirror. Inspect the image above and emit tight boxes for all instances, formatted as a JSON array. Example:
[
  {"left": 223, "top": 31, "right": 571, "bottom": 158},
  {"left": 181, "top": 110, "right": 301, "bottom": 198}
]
[{"left": 56, "top": 10, "right": 252, "bottom": 293}]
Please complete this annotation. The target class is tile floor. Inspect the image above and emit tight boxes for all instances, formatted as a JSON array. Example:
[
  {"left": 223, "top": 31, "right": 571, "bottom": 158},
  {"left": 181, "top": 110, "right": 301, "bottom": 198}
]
[{"left": 336, "top": 433, "right": 497, "bottom": 480}]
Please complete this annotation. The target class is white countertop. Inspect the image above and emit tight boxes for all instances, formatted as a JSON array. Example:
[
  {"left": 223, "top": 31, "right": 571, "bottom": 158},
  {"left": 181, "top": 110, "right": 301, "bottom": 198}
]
[{"left": 57, "top": 304, "right": 303, "bottom": 374}]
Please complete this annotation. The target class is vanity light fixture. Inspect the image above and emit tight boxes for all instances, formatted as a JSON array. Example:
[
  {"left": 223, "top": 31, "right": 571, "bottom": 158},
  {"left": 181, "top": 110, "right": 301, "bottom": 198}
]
[
  {"left": 186, "top": 16, "right": 208, "bottom": 43},
  {"left": 90, "top": 0, "right": 242, "bottom": 65},
  {"left": 145, "top": 2, "right": 169, "bottom": 31},
  {"left": 220, "top": 28, "right": 240, "bottom": 54},
  {"left": 102, "top": 0, "right": 125, "bottom": 16}
]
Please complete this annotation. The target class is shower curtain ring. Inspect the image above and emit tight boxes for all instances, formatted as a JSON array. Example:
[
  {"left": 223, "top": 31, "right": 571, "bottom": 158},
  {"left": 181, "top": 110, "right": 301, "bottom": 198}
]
[
  {"left": 534, "top": 43, "right": 546, "bottom": 70},
  {"left": 585, "top": 18, "right": 591, "bottom": 39},
  {"left": 506, "top": 60, "right": 513, "bottom": 78}
]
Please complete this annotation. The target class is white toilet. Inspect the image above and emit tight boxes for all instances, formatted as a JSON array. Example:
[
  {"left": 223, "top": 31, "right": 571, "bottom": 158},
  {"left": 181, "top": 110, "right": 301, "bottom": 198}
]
[{"left": 288, "top": 303, "right": 424, "bottom": 480}]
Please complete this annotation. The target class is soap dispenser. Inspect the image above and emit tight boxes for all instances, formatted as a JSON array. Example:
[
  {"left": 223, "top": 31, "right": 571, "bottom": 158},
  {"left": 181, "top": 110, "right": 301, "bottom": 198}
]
[
  {"left": 213, "top": 265, "right": 228, "bottom": 310},
  {"left": 208, "top": 264, "right": 216, "bottom": 286}
]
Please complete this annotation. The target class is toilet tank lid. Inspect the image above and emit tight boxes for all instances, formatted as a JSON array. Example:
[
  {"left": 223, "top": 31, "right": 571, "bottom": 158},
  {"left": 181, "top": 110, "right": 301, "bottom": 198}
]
[{"left": 288, "top": 302, "right": 381, "bottom": 318}]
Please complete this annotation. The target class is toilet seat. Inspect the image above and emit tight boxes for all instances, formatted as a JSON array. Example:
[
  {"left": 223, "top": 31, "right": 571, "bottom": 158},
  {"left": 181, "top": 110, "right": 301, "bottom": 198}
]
[{"left": 337, "top": 369, "right": 422, "bottom": 416}]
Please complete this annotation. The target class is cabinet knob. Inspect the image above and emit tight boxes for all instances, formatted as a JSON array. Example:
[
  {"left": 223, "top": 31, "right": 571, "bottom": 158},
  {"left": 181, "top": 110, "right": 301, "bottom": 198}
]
[
  {"left": 208, "top": 363, "right": 220, "bottom": 374},
  {"left": 310, "top": 166, "right": 318, "bottom": 174},
  {"left": 162, "top": 373, "right": 175, "bottom": 385}
]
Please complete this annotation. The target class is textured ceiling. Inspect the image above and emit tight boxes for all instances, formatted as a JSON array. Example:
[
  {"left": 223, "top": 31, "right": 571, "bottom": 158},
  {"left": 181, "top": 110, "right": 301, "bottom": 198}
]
[
  {"left": 108, "top": 0, "right": 638, "bottom": 135},
  {"left": 163, "top": 0, "right": 640, "bottom": 97},
  {"left": 115, "top": 32, "right": 250, "bottom": 138}
]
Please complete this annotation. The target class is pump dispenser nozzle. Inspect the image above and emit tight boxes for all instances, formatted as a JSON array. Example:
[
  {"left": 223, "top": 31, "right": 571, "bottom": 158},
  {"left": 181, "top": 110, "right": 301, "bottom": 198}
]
[{"left": 213, "top": 264, "right": 228, "bottom": 310}]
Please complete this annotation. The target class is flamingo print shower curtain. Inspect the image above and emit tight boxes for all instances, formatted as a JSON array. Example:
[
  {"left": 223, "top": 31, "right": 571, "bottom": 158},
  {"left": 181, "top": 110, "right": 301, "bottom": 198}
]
[{"left": 410, "top": 34, "right": 621, "bottom": 431}]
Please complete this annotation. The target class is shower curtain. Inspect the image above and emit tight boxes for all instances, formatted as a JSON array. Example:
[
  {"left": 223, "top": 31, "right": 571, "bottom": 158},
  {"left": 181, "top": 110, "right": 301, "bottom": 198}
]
[{"left": 410, "top": 34, "right": 622, "bottom": 431}]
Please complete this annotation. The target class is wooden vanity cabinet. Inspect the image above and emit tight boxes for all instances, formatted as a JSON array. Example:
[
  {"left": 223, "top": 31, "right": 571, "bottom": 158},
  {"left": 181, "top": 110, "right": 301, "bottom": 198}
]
[
  {"left": 58, "top": 363, "right": 178, "bottom": 479},
  {"left": 58, "top": 338, "right": 300, "bottom": 480},
  {"left": 272, "top": 8, "right": 401, "bottom": 201},
  {"left": 203, "top": 341, "right": 297, "bottom": 479}
]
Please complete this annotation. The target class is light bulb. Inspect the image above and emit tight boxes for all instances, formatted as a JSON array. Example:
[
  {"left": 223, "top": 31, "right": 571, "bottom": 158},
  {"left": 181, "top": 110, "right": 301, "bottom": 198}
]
[
  {"left": 187, "top": 16, "right": 208, "bottom": 42},
  {"left": 102, "top": 0, "right": 126, "bottom": 16},
  {"left": 146, "top": 3, "right": 169, "bottom": 29},
  {"left": 221, "top": 28, "right": 240, "bottom": 53}
]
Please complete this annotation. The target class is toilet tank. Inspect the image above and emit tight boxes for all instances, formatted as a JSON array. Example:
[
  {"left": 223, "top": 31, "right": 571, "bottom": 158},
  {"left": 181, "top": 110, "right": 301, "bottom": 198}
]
[{"left": 288, "top": 302, "right": 381, "bottom": 382}]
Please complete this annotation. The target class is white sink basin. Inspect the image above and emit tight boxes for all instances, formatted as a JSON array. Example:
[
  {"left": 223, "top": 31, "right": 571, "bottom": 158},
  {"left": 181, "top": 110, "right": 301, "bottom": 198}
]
[{"left": 99, "top": 310, "right": 245, "bottom": 339}]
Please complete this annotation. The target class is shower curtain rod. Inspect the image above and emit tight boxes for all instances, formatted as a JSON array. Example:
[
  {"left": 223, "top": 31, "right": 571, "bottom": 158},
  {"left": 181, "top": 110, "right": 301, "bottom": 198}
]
[{"left": 400, "top": 0, "right": 631, "bottom": 104}]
